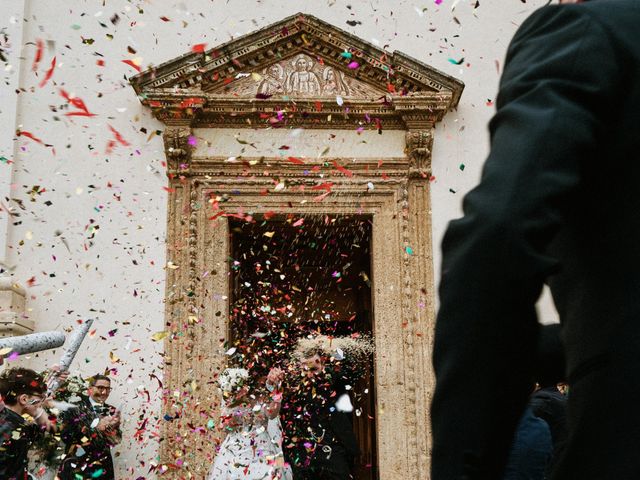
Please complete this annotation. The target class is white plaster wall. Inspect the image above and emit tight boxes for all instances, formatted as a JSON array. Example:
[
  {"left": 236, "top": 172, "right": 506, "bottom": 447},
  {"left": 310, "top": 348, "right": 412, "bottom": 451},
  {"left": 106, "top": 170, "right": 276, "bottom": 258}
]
[{"left": 2, "top": 0, "right": 558, "bottom": 477}]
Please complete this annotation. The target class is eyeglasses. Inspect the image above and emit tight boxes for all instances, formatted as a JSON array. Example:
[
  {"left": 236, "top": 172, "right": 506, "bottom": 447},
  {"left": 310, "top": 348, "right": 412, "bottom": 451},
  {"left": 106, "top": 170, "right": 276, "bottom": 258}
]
[
  {"left": 26, "top": 396, "right": 45, "bottom": 405},
  {"left": 93, "top": 386, "right": 112, "bottom": 392}
]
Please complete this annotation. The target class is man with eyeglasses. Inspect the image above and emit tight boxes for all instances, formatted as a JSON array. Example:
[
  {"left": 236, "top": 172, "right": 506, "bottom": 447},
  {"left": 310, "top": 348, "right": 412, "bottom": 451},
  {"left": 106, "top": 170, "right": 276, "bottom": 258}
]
[
  {"left": 0, "top": 367, "right": 54, "bottom": 480},
  {"left": 58, "top": 374, "right": 122, "bottom": 479}
]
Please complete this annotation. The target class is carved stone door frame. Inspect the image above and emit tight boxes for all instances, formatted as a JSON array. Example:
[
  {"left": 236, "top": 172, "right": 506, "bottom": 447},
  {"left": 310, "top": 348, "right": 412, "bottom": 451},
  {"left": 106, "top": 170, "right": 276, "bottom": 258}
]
[
  {"left": 160, "top": 141, "right": 437, "bottom": 478},
  {"left": 131, "top": 13, "right": 463, "bottom": 478}
]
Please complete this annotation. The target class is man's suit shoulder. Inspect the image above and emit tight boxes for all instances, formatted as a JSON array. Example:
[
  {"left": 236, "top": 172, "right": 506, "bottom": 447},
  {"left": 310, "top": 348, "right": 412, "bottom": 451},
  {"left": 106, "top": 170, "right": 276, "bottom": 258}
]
[{"left": 513, "top": 0, "right": 640, "bottom": 46}]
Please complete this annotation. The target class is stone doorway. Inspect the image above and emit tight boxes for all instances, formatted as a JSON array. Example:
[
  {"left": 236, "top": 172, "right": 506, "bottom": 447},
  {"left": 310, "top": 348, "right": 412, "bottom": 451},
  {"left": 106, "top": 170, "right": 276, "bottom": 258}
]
[{"left": 228, "top": 215, "right": 378, "bottom": 479}]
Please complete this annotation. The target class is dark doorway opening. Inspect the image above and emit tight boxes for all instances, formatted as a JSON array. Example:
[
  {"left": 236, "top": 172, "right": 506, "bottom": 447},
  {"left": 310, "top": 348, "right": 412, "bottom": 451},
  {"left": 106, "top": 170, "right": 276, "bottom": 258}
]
[{"left": 228, "top": 214, "right": 377, "bottom": 480}]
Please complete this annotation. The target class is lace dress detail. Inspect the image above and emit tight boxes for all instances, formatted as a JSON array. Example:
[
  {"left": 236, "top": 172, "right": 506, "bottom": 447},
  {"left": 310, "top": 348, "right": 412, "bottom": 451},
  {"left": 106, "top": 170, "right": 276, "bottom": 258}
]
[{"left": 208, "top": 402, "right": 292, "bottom": 480}]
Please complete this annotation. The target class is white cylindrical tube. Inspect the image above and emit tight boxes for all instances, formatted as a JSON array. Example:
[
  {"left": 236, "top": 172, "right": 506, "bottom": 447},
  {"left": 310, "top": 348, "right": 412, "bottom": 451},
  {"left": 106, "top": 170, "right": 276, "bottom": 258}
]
[
  {"left": 48, "top": 319, "right": 94, "bottom": 392},
  {"left": 0, "top": 331, "right": 66, "bottom": 356}
]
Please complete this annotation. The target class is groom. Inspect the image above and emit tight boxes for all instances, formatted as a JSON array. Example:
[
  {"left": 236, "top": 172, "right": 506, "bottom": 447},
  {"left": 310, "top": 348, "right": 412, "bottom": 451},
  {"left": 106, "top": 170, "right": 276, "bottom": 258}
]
[{"left": 276, "top": 347, "right": 359, "bottom": 480}]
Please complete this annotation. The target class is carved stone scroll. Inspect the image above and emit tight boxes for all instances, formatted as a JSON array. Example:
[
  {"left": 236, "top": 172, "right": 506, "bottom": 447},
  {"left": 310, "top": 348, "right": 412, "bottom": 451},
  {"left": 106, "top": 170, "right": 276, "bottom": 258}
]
[
  {"left": 405, "top": 130, "right": 433, "bottom": 179},
  {"left": 163, "top": 127, "right": 194, "bottom": 173}
]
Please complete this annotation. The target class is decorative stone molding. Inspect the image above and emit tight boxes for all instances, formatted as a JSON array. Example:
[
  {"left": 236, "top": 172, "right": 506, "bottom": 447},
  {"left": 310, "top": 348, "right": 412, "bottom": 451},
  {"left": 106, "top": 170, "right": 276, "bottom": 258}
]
[
  {"left": 0, "top": 279, "right": 32, "bottom": 336},
  {"left": 405, "top": 130, "right": 434, "bottom": 179},
  {"left": 162, "top": 127, "right": 194, "bottom": 173},
  {"left": 132, "top": 12, "right": 464, "bottom": 480}
]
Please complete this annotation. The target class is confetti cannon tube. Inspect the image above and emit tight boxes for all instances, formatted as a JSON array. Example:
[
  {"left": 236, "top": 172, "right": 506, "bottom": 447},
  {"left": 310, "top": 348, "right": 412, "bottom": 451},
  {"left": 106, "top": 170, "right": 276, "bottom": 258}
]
[
  {"left": 47, "top": 318, "right": 94, "bottom": 393},
  {"left": 0, "top": 331, "right": 66, "bottom": 356}
]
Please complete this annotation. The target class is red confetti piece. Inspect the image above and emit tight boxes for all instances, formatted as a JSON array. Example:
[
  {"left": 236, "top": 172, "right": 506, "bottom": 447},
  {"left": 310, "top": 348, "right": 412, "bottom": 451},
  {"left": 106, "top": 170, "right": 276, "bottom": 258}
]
[
  {"left": 108, "top": 125, "right": 130, "bottom": 146},
  {"left": 18, "top": 130, "right": 44, "bottom": 144},
  {"left": 310, "top": 182, "right": 334, "bottom": 192},
  {"left": 32, "top": 39, "right": 44, "bottom": 72},
  {"left": 163, "top": 186, "right": 176, "bottom": 193},
  {"left": 313, "top": 191, "right": 331, "bottom": 202},
  {"left": 179, "top": 97, "right": 204, "bottom": 108},
  {"left": 159, "top": 16, "right": 171, "bottom": 22},
  {"left": 191, "top": 43, "right": 207, "bottom": 53},
  {"left": 96, "top": 59, "right": 105, "bottom": 67},
  {"left": 60, "top": 89, "right": 96, "bottom": 117},
  {"left": 332, "top": 160, "right": 353, "bottom": 177},
  {"left": 38, "top": 56, "right": 56, "bottom": 88},
  {"left": 287, "top": 157, "right": 305, "bottom": 165},
  {"left": 122, "top": 59, "right": 141, "bottom": 72}
]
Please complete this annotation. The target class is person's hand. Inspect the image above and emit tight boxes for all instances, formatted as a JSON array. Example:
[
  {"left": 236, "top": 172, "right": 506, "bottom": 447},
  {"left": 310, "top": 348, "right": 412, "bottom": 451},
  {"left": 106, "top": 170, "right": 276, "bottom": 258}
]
[
  {"left": 96, "top": 416, "right": 112, "bottom": 432},
  {"left": 267, "top": 367, "right": 285, "bottom": 387},
  {"left": 33, "top": 408, "right": 55, "bottom": 431},
  {"left": 45, "top": 364, "right": 69, "bottom": 389},
  {"left": 108, "top": 412, "right": 121, "bottom": 429}
]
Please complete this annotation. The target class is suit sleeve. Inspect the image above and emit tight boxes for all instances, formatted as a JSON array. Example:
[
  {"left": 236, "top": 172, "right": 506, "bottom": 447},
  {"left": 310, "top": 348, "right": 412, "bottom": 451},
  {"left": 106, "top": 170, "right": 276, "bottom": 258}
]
[{"left": 431, "top": 6, "right": 619, "bottom": 479}]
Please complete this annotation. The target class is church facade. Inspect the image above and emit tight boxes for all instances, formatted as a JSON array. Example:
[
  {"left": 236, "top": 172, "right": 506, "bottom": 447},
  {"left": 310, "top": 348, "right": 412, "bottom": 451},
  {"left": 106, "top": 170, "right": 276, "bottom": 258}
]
[{"left": 0, "top": 1, "right": 555, "bottom": 478}]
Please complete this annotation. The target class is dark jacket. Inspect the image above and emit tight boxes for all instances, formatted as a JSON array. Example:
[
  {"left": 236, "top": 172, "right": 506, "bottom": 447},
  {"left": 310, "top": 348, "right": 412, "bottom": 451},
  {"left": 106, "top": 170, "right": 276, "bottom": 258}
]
[
  {"left": 0, "top": 407, "right": 43, "bottom": 480},
  {"left": 281, "top": 370, "right": 359, "bottom": 470},
  {"left": 432, "top": 1, "right": 640, "bottom": 479},
  {"left": 58, "top": 397, "right": 121, "bottom": 480}
]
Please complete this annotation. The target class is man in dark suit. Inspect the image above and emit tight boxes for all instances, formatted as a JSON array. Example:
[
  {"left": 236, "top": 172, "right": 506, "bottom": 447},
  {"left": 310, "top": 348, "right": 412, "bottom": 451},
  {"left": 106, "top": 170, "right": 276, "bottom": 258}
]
[
  {"left": 280, "top": 349, "right": 359, "bottom": 480},
  {"left": 58, "top": 374, "right": 121, "bottom": 479},
  {"left": 431, "top": 0, "right": 640, "bottom": 478}
]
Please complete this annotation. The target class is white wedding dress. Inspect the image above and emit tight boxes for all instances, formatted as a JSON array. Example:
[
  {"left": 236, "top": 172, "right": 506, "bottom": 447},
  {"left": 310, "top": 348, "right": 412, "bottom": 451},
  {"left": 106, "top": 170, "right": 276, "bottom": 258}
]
[{"left": 208, "top": 402, "right": 293, "bottom": 480}]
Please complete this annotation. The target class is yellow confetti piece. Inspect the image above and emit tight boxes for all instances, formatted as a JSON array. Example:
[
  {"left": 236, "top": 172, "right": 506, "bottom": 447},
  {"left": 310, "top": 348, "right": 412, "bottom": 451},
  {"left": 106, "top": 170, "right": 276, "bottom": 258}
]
[
  {"left": 0, "top": 347, "right": 12, "bottom": 356},
  {"left": 251, "top": 72, "right": 262, "bottom": 81},
  {"left": 109, "top": 351, "right": 119, "bottom": 363},
  {"left": 151, "top": 331, "right": 168, "bottom": 342},
  {"left": 263, "top": 231, "right": 275, "bottom": 238}
]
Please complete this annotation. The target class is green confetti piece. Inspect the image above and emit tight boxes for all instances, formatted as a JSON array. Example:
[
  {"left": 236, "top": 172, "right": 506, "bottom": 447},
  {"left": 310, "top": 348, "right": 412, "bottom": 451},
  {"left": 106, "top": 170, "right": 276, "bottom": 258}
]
[{"left": 405, "top": 246, "right": 414, "bottom": 255}]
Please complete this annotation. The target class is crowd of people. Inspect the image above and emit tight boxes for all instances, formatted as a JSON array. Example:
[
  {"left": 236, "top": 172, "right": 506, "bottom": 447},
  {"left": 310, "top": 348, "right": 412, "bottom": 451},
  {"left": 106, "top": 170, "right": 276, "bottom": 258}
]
[
  {"left": 209, "top": 334, "right": 373, "bottom": 480},
  {"left": 0, "top": 367, "right": 122, "bottom": 480}
]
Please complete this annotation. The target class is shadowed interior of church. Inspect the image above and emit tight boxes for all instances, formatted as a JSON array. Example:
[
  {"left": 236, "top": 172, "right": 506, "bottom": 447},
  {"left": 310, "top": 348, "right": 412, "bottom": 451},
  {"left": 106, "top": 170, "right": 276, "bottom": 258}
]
[{"left": 228, "top": 214, "right": 377, "bottom": 479}]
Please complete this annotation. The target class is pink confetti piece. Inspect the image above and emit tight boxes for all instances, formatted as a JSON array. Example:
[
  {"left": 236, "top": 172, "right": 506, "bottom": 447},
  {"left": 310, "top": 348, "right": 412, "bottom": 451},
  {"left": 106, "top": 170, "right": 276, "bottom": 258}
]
[{"left": 347, "top": 61, "right": 359, "bottom": 69}]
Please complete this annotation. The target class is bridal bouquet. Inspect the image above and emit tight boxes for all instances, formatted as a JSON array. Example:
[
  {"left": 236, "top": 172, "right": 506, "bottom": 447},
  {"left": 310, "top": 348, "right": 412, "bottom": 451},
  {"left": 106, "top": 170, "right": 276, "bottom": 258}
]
[{"left": 218, "top": 367, "right": 249, "bottom": 393}]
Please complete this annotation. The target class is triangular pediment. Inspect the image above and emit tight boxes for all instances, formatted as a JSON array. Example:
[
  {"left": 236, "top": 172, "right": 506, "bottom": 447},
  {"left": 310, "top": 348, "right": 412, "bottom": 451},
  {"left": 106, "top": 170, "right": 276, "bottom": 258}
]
[{"left": 131, "top": 13, "right": 463, "bottom": 128}]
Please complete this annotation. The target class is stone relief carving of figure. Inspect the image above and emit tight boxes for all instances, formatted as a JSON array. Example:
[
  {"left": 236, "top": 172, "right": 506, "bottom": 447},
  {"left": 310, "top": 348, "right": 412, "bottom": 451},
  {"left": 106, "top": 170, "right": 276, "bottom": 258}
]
[
  {"left": 286, "top": 54, "right": 322, "bottom": 95},
  {"left": 257, "top": 64, "right": 285, "bottom": 96},
  {"left": 322, "top": 67, "right": 350, "bottom": 96}
]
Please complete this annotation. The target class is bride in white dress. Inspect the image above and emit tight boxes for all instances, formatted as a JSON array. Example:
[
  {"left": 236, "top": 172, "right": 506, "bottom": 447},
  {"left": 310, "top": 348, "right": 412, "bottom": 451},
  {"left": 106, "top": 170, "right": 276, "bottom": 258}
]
[{"left": 208, "top": 368, "right": 293, "bottom": 480}]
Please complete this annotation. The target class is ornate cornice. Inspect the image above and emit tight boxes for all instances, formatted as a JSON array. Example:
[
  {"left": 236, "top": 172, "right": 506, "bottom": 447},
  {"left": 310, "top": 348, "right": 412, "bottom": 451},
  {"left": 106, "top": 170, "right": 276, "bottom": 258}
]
[{"left": 130, "top": 13, "right": 463, "bottom": 130}]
